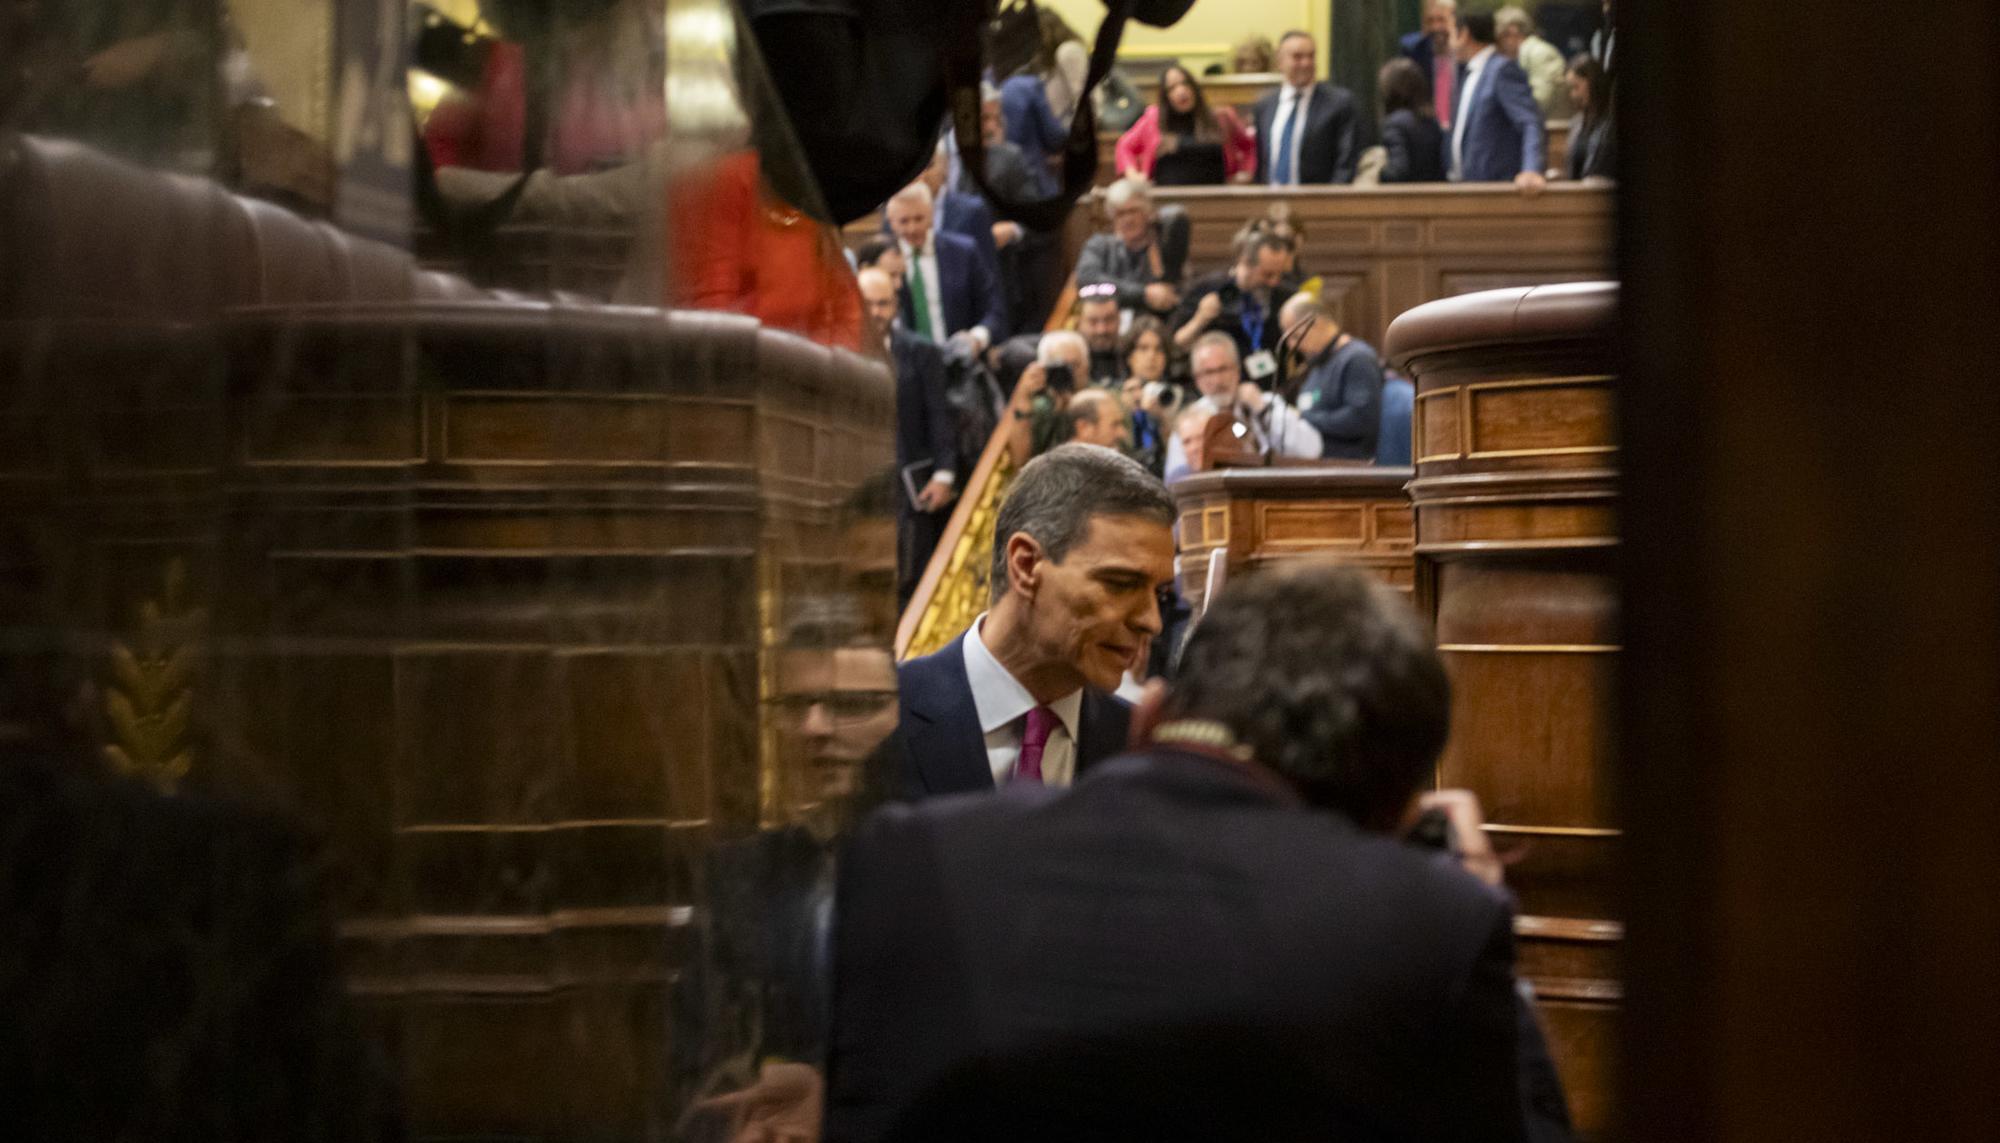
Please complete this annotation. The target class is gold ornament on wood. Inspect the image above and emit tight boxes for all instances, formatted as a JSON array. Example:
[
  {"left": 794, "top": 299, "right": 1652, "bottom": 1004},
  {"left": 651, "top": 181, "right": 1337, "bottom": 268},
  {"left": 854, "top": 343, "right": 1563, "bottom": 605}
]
[{"left": 103, "top": 559, "right": 207, "bottom": 792}]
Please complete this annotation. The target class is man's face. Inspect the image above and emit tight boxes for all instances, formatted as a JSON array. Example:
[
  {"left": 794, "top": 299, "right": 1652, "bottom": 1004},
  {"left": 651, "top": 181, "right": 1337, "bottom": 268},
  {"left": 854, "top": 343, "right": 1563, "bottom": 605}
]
[
  {"left": 1237, "top": 247, "right": 1287, "bottom": 292},
  {"left": 1496, "top": 24, "right": 1524, "bottom": 57},
  {"left": 885, "top": 196, "right": 933, "bottom": 249},
  {"left": 980, "top": 99, "right": 1005, "bottom": 145},
  {"left": 1191, "top": 343, "right": 1240, "bottom": 399},
  {"left": 1111, "top": 200, "right": 1152, "bottom": 246},
  {"left": 858, "top": 272, "right": 898, "bottom": 330},
  {"left": 1280, "top": 301, "right": 1333, "bottom": 360},
  {"left": 1451, "top": 23, "right": 1478, "bottom": 61},
  {"left": 776, "top": 647, "right": 898, "bottom": 801},
  {"left": 1423, "top": 4, "right": 1455, "bottom": 47},
  {"left": 1079, "top": 299, "right": 1120, "bottom": 352},
  {"left": 1018, "top": 514, "right": 1174, "bottom": 692},
  {"left": 1276, "top": 34, "right": 1316, "bottom": 88},
  {"left": 1071, "top": 398, "right": 1127, "bottom": 449}
]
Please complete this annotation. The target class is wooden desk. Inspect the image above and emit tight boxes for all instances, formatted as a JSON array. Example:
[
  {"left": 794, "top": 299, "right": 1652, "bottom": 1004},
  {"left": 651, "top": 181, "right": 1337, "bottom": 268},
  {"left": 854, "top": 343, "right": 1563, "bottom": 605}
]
[{"left": 1171, "top": 465, "right": 1415, "bottom": 612}]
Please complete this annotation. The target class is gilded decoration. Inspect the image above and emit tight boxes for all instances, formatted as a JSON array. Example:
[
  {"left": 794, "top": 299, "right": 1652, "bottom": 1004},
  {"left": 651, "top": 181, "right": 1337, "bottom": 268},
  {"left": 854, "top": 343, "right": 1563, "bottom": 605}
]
[
  {"left": 902, "top": 449, "right": 1017, "bottom": 660},
  {"left": 103, "top": 560, "right": 206, "bottom": 792}
]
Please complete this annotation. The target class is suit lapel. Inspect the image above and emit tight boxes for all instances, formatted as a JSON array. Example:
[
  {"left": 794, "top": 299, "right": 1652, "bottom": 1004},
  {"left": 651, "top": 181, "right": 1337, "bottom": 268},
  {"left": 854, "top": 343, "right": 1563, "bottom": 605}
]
[
  {"left": 1075, "top": 691, "right": 1133, "bottom": 775},
  {"left": 901, "top": 640, "right": 996, "bottom": 796}
]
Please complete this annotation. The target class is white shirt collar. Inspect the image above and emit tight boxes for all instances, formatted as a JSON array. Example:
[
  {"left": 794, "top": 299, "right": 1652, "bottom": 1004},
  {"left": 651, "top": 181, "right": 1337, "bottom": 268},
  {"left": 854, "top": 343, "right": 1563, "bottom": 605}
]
[
  {"left": 904, "top": 233, "right": 935, "bottom": 260},
  {"left": 1467, "top": 45, "right": 1496, "bottom": 72},
  {"left": 962, "top": 614, "right": 1082, "bottom": 740}
]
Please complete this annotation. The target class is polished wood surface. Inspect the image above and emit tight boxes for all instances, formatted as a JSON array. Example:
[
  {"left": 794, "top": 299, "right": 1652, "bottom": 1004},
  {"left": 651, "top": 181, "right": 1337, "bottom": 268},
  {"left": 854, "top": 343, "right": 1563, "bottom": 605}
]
[
  {"left": 1617, "top": 3, "right": 2000, "bottom": 1140},
  {"left": 1387, "top": 281, "right": 1620, "bottom": 1138},
  {"left": 1170, "top": 465, "right": 1414, "bottom": 612}
]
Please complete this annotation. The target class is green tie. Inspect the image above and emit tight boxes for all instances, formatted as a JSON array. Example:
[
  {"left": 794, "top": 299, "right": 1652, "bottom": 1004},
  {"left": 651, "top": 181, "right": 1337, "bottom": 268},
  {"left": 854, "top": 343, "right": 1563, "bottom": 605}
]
[{"left": 906, "top": 250, "right": 935, "bottom": 339}]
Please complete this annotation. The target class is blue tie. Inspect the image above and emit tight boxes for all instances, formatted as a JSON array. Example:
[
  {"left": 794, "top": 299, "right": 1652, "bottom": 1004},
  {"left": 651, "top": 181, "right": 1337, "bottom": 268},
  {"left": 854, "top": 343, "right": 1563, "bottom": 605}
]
[{"left": 1272, "top": 97, "right": 1298, "bottom": 185}]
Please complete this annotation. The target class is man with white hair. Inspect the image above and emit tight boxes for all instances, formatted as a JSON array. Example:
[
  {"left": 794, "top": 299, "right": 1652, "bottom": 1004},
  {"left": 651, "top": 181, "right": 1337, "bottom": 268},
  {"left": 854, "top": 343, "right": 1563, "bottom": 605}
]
[
  {"left": 1004, "top": 331, "right": 1092, "bottom": 466},
  {"left": 1400, "top": 0, "right": 1461, "bottom": 127},
  {"left": 1073, "top": 177, "right": 1184, "bottom": 316},
  {"left": 1163, "top": 331, "right": 1322, "bottom": 479},
  {"left": 884, "top": 181, "right": 1008, "bottom": 352},
  {"left": 1495, "top": 6, "right": 1571, "bottom": 118}
]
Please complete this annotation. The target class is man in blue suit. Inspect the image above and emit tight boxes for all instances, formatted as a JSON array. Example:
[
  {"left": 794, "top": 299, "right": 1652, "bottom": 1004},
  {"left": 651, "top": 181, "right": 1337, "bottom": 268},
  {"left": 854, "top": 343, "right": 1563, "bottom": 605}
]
[
  {"left": 860, "top": 267, "right": 959, "bottom": 608},
  {"left": 884, "top": 182, "right": 1009, "bottom": 353},
  {"left": 893, "top": 444, "right": 1175, "bottom": 798},
  {"left": 1250, "top": 30, "right": 1360, "bottom": 185},
  {"left": 1448, "top": 11, "right": 1548, "bottom": 188},
  {"left": 1399, "top": 0, "right": 1461, "bottom": 126}
]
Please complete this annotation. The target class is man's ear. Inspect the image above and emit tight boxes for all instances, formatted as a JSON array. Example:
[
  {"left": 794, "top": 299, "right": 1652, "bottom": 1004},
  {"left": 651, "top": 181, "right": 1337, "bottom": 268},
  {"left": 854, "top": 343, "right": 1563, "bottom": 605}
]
[
  {"left": 1005, "top": 532, "right": 1044, "bottom": 599},
  {"left": 1127, "top": 678, "right": 1169, "bottom": 749}
]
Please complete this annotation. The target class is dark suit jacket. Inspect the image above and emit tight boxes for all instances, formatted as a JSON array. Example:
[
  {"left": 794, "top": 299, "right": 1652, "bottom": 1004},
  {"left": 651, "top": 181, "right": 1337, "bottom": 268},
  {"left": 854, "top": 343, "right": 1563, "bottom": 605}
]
[
  {"left": 1453, "top": 54, "right": 1546, "bottom": 181},
  {"left": 897, "top": 229, "right": 1008, "bottom": 343},
  {"left": 1000, "top": 74, "right": 1066, "bottom": 197},
  {"left": 1400, "top": 30, "right": 1442, "bottom": 85},
  {"left": 881, "top": 193, "right": 1000, "bottom": 318},
  {"left": 823, "top": 747, "right": 1532, "bottom": 1143},
  {"left": 1565, "top": 112, "right": 1616, "bottom": 180},
  {"left": 892, "top": 328, "right": 956, "bottom": 482},
  {"left": 892, "top": 635, "right": 1130, "bottom": 799},
  {"left": 1381, "top": 108, "right": 1448, "bottom": 183},
  {"left": 1251, "top": 82, "right": 1360, "bottom": 184}
]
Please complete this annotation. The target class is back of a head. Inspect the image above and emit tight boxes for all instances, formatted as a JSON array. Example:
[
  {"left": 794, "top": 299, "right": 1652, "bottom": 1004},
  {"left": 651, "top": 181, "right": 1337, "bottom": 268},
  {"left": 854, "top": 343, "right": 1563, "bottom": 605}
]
[
  {"left": 1459, "top": 11, "right": 1498, "bottom": 44},
  {"left": 988, "top": 444, "right": 1174, "bottom": 595},
  {"left": 1166, "top": 562, "right": 1449, "bottom": 829}
]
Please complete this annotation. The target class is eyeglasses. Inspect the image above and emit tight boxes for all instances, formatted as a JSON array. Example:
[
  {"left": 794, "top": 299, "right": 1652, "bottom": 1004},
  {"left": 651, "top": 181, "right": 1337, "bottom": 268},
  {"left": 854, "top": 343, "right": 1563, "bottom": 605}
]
[{"left": 773, "top": 690, "right": 897, "bottom": 725}]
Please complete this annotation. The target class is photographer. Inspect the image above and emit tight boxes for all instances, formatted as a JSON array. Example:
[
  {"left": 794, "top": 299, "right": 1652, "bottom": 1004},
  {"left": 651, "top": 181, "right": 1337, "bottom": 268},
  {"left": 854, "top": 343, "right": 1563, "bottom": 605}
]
[
  {"left": 1004, "top": 331, "right": 1091, "bottom": 467},
  {"left": 824, "top": 562, "right": 1570, "bottom": 1142},
  {"left": 1073, "top": 177, "right": 1187, "bottom": 317}
]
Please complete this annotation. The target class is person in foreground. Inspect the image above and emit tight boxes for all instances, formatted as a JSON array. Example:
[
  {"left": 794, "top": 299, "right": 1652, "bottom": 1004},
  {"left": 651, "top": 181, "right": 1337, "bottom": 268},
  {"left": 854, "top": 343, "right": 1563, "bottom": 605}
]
[
  {"left": 891, "top": 444, "right": 1176, "bottom": 799},
  {"left": 826, "top": 562, "right": 1563, "bottom": 1142}
]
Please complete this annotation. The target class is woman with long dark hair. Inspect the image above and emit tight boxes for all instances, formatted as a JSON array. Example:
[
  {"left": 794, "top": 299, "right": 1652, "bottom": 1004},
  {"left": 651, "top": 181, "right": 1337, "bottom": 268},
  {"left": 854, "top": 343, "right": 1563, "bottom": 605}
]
[
  {"left": 1377, "top": 57, "right": 1447, "bottom": 183},
  {"left": 1565, "top": 54, "right": 1616, "bottom": 180},
  {"left": 1114, "top": 65, "right": 1255, "bottom": 185}
]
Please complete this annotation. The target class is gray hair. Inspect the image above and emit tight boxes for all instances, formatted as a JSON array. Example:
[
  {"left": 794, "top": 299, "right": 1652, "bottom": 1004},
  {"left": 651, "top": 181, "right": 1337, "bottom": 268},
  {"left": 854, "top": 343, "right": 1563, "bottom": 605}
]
[
  {"left": 989, "top": 443, "right": 1175, "bottom": 598},
  {"left": 1191, "top": 330, "right": 1240, "bottom": 366},
  {"left": 1037, "top": 330, "right": 1088, "bottom": 368},
  {"left": 1104, "top": 176, "right": 1154, "bottom": 215},
  {"left": 1167, "top": 561, "right": 1450, "bottom": 828},
  {"left": 888, "top": 181, "right": 934, "bottom": 209},
  {"left": 1494, "top": 5, "right": 1532, "bottom": 33}
]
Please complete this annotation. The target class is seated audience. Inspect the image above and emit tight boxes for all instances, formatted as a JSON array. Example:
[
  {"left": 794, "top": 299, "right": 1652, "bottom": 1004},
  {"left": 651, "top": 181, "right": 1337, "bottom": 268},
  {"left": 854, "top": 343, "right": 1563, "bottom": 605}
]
[
  {"left": 825, "top": 561, "right": 1559, "bottom": 1142},
  {"left": 884, "top": 182, "right": 1007, "bottom": 352},
  {"left": 861, "top": 268, "right": 957, "bottom": 608},
  {"left": 1074, "top": 177, "right": 1186, "bottom": 317},
  {"left": 1115, "top": 66, "right": 1255, "bottom": 186},
  {"left": 1252, "top": 30, "right": 1360, "bottom": 185},
  {"left": 1401, "top": 0, "right": 1461, "bottom": 127},
  {"left": 1164, "top": 332, "right": 1321, "bottom": 479},
  {"left": 1280, "top": 292, "right": 1386, "bottom": 460},
  {"left": 1076, "top": 289, "right": 1126, "bottom": 384},
  {"left": 1119, "top": 315, "right": 1175, "bottom": 475},
  {"left": 1495, "top": 6, "right": 1571, "bottom": 118},
  {"left": 1565, "top": 54, "right": 1616, "bottom": 181},
  {"left": 1231, "top": 34, "right": 1275, "bottom": 74},
  {"left": 1378, "top": 58, "right": 1448, "bottom": 183},
  {"left": 1004, "top": 330, "right": 1092, "bottom": 466},
  {"left": 888, "top": 444, "right": 1176, "bottom": 800},
  {"left": 1447, "top": 12, "right": 1547, "bottom": 189},
  {"left": 1172, "top": 231, "right": 1294, "bottom": 360}
]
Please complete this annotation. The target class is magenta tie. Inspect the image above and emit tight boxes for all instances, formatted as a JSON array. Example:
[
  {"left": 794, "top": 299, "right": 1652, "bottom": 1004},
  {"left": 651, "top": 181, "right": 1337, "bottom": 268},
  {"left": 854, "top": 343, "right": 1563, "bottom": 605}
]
[{"left": 1014, "top": 706, "right": 1058, "bottom": 785}]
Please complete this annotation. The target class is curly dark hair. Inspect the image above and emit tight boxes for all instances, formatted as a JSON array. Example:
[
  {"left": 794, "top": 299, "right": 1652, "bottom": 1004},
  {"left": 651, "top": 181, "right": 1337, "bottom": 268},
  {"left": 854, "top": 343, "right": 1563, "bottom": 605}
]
[{"left": 1166, "top": 562, "right": 1450, "bottom": 828}]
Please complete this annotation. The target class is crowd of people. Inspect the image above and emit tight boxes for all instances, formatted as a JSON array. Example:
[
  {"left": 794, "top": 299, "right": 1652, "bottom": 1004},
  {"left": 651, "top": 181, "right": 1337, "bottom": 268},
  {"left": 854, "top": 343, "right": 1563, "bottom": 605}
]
[{"left": 871, "top": 2, "right": 1617, "bottom": 602}]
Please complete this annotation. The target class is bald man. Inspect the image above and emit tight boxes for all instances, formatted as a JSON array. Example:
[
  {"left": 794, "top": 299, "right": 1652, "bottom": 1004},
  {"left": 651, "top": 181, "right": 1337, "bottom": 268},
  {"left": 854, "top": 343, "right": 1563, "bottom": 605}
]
[
  {"left": 1281, "top": 292, "right": 1386, "bottom": 460},
  {"left": 1066, "top": 388, "right": 1129, "bottom": 451},
  {"left": 862, "top": 267, "right": 959, "bottom": 606}
]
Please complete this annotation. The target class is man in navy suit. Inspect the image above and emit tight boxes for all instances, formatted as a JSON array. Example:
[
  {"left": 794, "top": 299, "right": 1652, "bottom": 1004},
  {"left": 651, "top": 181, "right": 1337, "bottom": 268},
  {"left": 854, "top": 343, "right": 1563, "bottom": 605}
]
[
  {"left": 1448, "top": 11, "right": 1548, "bottom": 188},
  {"left": 860, "top": 267, "right": 959, "bottom": 608},
  {"left": 826, "top": 562, "right": 1568, "bottom": 1141},
  {"left": 892, "top": 444, "right": 1175, "bottom": 799},
  {"left": 1250, "top": 31, "right": 1360, "bottom": 185},
  {"left": 1400, "top": 0, "right": 1462, "bottom": 126},
  {"left": 884, "top": 182, "right": 1008, "bottom": 353}
]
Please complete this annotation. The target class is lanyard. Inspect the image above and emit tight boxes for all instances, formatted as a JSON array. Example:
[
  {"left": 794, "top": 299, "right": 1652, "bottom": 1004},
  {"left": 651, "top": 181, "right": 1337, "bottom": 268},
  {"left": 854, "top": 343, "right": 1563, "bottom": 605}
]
[{"left": 1240, "top": 293, "right": 1265, "bottom": 348}]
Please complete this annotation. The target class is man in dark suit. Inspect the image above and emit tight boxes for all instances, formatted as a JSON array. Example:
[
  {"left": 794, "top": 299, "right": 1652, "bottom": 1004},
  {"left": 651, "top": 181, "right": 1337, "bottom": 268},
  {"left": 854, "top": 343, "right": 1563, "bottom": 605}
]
[
  {"left": 1250, "top": 31, "right": 1360, "bottom": 185},
  {"left": 1448, "top": 11, "right": 1548, "bottom": 187},
  {"left": 825, "top": 563, "right": 1566, "bottom": 1142},
  {"left": 1400, "top": 0, "right": 1462, "bottom": 126},
  {"left": 892, "top": 444, "right": 1175, "bottom": 799},
  {"left": 860, "top": 267, "right": 959, "bottom": 608},
  {"left": 884, "top": 182, "right": 1009, "bottom": 352}
]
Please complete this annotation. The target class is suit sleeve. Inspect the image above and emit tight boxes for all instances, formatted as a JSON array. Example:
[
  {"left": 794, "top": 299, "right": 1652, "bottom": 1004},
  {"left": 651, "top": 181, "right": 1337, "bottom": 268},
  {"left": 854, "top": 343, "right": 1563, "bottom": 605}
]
[
  {"left": 1422, "top": 903, "right": 1532, "bottom": 1143},
  {"left": 1495, "top": 61, "right": 1547, "bottom": 174},
  {"left": 969, "top": 236, "right": 1010, "bottom": 339},
  {"left": 1300, "top": 352, "right": 1385, "bottom": 453},
  {"left": 960, "top": 197, "right": 1002, "bottom": 300},
  {"left": 1219, "top": 107, "right": 1258, "bottom": 180},
  {"left": 1249, "top": 98, "right": 1274, "bottom": 182},
  {"left": 916, "top": 339, "right": 958, "bottom": 477},
  {"left": 1331, "top": 93, "right": 1360, "bottom": 184}
]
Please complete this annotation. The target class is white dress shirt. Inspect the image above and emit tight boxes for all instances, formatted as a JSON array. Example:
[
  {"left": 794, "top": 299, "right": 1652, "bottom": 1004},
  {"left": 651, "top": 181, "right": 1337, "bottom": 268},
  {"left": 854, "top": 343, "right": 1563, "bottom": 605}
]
[
  {"left": 1266, "top": 83, "right": 1314, "bottom": 186},
  {"left": 901, "top": 235, "right": 950, "bottom": 344},
  {"left": 1450, "top": 46, "right": 1496, "bottom": 181},
  {"left": 962, "top": 615, "right": 1082, "bottom": 787}
]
